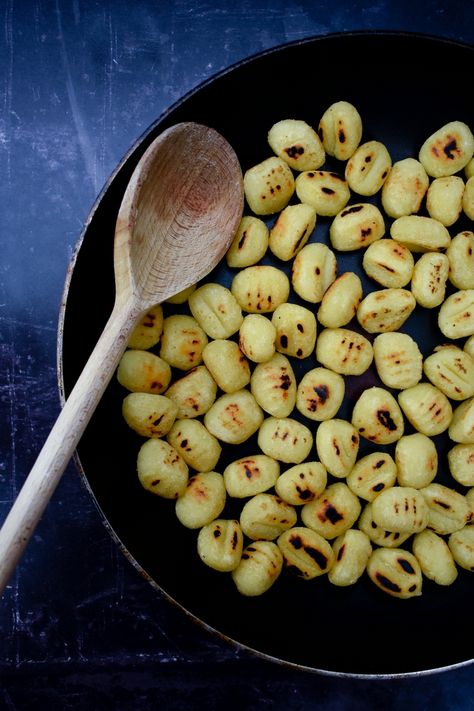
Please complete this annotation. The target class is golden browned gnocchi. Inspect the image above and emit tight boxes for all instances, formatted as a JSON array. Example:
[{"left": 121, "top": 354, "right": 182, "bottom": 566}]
[
  {"left": 240, "top": 493, "right": 297, "bottom": 540},
  {"left": 318, "top": 100, "right": 363, "bottom": 161},
  {"left": 448, "top": 527, "right": 474, "bottom": 571},
  {"left": 449, "top": 397, "right": 474, "bottom": 443},
  {"left": 243, "top": 156, "right": 295, "bottom": 215},
  {"left": 315, "top": 418, "right": 359, "bottom": 479},
  {"left": 267, "top": 118, "right": 325, "bottom": 171},
  {"left": 231, "top": 540, "right": 283, "bottom": 596},
  {"left": 122, "top": 107, "right": 474, "bottom": 601},
  {"left": 352, "top": 386, "right": 404, "bottom": 444},
  {"left": 446, "top": 231, "right": 474, "bottom": 290},
  {"left": 426, "top": 175, "right": 465, "bottom": 226},
  {"left": 204, "top": 389, "right": 264, "bottom": 444},
  {"left": 291, "top": 242, "right": 337, "bottom": 303},
  {"left": 362, "top": 238, "right": 414, "bottom": 288},
  {"left": 278, "top": 527, "right": 335, "bottom": 579},
  {"left": 381, "top": 158, "right": 429, "bottom": 218},
  {"left": 448, "top": 444, "right": 474, "bottom": 487},
  {"left": 175, "top": 471, "right": 226, "bottom": 529},
  {"left": 128, "top": 304, "right": 163, "bottom": 350},
  {"left": 395, "top": 433, "right": 438, "bottom": 489},
  {"left": 295, "top": 170, "right": 350, "bottom": 216},
  {"left": 274, "top": 461, "right": 327, "bottom": 505},
  {"left": 317, "top": 272, "right": 363, "bottom": 328},
  {"left": 165, "top": 365, "right": 217, "bottom": 419},
  {"left": 398, "top": 383, "right": 452, "bottom": 437},
  {"left": 328, "top": 529, "right": 372, "bottom": 586},
  {"left": 268, "top": 203, "right": 316, "bottom": 261},
  {"left": 197, "top": 519, "right": 243, "bottom": 572},
  {"left": 373, "top": 332, "right": 422, "bottom": 389},
  {"left": 117, "top": 349, "right": 171, "bottom": 394},
  {"left": 330, "top": 203, "right": 385, "bottom": 251},
  {"left": 160, "top": 314, "right": 208, "bottom": 370},
  {"left": 122, "top": 392, "right": 178, "bottom": 438},
  {"left": 418, "top": 120, "right": 474, "bottom": 177},
  {"left": 188, "top": 283, "right": 243, "bottom": 340},
  {"left": 239, "top": 314, "right": 276, "bottom": 363},
  {"left": 411, "top": 252, "right": 449, "bottom": 308},
  {"left": 421, "top": 483, "right": 470, "bottom": 534},
  {"left": 345, "top": 140, "right": 392, "bottom": 196},
  {"left": 226, "top": 216, "right": 269, "bottom": 268},
  {"left": 423, "top": 345, "right": 474, "bottom": 401},
  {"left": 412, "top": 530, "right": 458, "bottom": 586},
  {"left": 167, "top": 418, "right": 221, "bottom": 472},
  {"left": 257, "top": 416, "right": 313, "bottom": 464},
  {"left": 316, "top": 327, "right": 373, "bottom": 376},
  {"left": 137, "top": 438, "right": 188, "bottom": 499},
  {"left": 250, "top": 353, "right": 297, "bottom": 418},
  {"left": 223, "top": 454, "right": 280, "bottom": 498},
  {"left": 231, "top": 265, "right": 290, "bottom": 313},
  {"left": 301, "top": 482, "right": 361, "bottom": 539},
  {"left": 271, "top": 302, "right": 317, "bottom": 359},
  {"left": 357, "top": 288, "right": 416, "bottom": 334},
  {"left": 296, "top": 367, "right": 345, "bottom": 421},
  {"left": 346, "top": 452, "right": 397, "bottom": 502},
  {"left": 371, "top": 486, "right": 428, "bottom": 533},
  {"left": 390, "top": 214, "right": 452, "bottom": 253},
  {"left": 367, "top": 547, "right": 422, "bottom": 599},
  {"left": 202, "top": 339, "right": 250, "bottom": 393}
]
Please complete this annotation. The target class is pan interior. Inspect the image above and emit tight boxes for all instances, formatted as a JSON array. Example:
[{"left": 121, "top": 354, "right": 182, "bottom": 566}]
[{"left": 60, "top": 33, "right": 474, "bottom": 676}]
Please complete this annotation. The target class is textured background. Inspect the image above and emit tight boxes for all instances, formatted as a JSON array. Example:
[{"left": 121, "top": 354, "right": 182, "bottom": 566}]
[{"left": 1, "top": 1, "right": 474, "bottom": 709}]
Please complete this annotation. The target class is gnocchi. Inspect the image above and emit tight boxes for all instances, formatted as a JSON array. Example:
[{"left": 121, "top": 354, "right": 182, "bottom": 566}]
[
  {"left": 226, "top": 215, "right": 269, "bottom": 268},
  {"left": 268, "top": 202, "right": 316, "bottom": 261},
  {"left": 120, "top": 105, "right": 474, "bottom": 600},
  {"left": 257, "top": 416, "right": 313, "bottom": 464},
  {"left": 231, "top": 265, "right": 290, "bottom": 313},
  {"left": 381, "top": 157, "right": 428, "bottom": 218},
  {"left": 188, "top": 283, "right": 243, "bottom": 339},
  {"left": 330, "top": 203, "right": 385, "bottom": 251},
  {"left": 296, "top": 367, "right": 345, "bottom": 421},
  {"left": 398, "top": 383, "right": 453, "bottom": 437},
  {"left": 318, "top": 100, "right": 363, "bottom": 161},
  {"left": 317, "top": 272, "right": 363, "bottom": 328},
  {"left": 243, "top": 156, "right": 295, "bottom": 215},
  {"left": 271, "top": 302, "right": 317, "bottom": 359},
  {"left": 345, "top": 140, "right": 392, "bottom": 196},
  {"left": 295, "top": 170, "right": 350, "bottom": 216},
  {"left": 268, "top": 118, "right": 325, "bottom": 171},
  {"left": 316, "top": 327, "right": 373, "bottom": 376},
  {"left": 278, "top": 527, "right": 335, "bottom": 579},
  {"left": 362, "top": 238, "right": 414, "bottom": 289},
  {"left": 291, "top": 242, "right": 337, "bottom": 303},
  {"left": 446, "top": 231, "right": 474, "bottom": 290}
]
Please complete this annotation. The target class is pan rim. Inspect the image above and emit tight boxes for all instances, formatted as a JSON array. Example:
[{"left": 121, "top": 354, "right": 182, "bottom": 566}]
[{"left": 57, "top": 29, "right": 474, "bottom": 679}]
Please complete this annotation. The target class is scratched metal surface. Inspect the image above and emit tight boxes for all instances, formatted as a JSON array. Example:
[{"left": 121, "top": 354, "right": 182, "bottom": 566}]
[{"left": 1, "top": 1, "right": 474, "bottom": 709}]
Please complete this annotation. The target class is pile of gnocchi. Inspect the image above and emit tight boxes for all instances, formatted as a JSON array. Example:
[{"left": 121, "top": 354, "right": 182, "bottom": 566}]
[{"left": 117, "top": 102, "right": 474, "bottom": 600}]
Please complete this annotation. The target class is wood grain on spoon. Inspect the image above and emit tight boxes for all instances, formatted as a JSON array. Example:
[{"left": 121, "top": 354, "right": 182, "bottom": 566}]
[{"left": 0, "top": 122, "right": 244, "bottom": 595}]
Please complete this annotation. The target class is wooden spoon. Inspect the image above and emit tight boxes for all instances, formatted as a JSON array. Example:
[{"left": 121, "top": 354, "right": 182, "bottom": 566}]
[{"left": 0, "top": 122, "right": 244, "bottom": 595}]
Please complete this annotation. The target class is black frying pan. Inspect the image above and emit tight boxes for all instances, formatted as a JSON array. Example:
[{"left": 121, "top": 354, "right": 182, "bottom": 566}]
[{"left": 58, "top": 32, "right": 474, "bottom": 677}]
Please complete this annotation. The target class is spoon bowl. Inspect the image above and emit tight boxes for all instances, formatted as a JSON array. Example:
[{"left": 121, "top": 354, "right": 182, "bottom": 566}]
[{"left": 0, "top": 122, "right": 243, "bottom": 595}]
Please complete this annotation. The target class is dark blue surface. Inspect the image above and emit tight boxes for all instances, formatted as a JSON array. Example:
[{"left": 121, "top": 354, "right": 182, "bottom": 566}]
[{"left": 1, "top": 2, "right": 473, "bottom": 709}]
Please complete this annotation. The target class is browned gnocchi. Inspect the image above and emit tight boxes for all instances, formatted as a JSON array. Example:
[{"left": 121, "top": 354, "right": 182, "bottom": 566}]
[{"left": 119, "top": 105, "right": 474, "bottom": 601}]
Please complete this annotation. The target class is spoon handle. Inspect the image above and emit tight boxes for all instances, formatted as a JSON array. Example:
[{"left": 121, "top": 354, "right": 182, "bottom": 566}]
[{"left": 0, "top": 300, "right": 138, "bottom": 596}]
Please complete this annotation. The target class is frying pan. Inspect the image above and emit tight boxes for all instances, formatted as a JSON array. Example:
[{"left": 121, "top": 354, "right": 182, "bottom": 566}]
[{"left": 58, "top": 32, "right": 474, "bottom": 677}]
